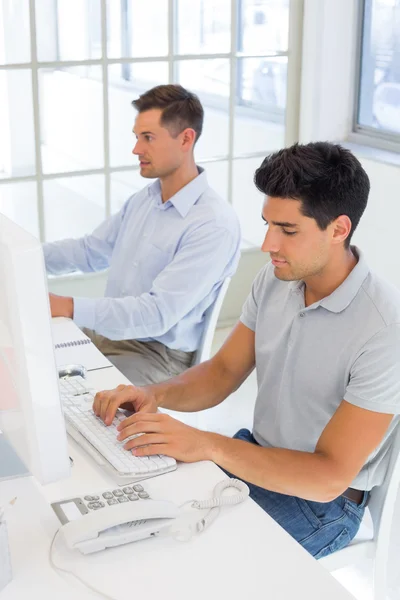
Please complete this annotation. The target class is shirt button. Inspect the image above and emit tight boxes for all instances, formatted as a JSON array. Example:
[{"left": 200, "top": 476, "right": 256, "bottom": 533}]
[{"left": 299, "top": 312, "right": 305, "bottom": 318}]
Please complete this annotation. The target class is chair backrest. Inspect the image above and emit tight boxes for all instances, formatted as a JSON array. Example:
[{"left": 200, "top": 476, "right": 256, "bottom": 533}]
[
  {"left": 192, "top": 278, "right": 231, "bottom": 366},
  {"left": 369, "top": 422, "right": 400, "bottom": 548}
]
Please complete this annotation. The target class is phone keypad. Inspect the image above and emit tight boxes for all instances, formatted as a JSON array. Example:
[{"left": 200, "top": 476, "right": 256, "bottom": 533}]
[{"left": 80, "top": 485, "right": 150, "bottom": 511}]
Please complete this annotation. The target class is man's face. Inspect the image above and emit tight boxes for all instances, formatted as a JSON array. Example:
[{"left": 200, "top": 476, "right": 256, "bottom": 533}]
[
  {"left": 132, "top": 109, "right": 187, "bottom": 179},
  {"left": 261, "top": 196, "right": 335, "bottom": 282}
]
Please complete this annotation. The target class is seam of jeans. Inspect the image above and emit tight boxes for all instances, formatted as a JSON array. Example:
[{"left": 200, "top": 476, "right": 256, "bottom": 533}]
[
  {"left": 295, "top": 498, "right": 322, "bottom": 529},
  {"left": 314, "top": 527, "right": 351, "bottom": 560},
  {"left": 299, "top": 512, "right": 349, "bottom": 547},
  {"left": 343, "top": 499, "right": 365, "bottom": 521}
]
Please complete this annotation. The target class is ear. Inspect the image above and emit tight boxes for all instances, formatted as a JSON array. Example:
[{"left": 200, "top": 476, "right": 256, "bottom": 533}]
[
  {"left": 331, "top": 215, "right": 352, "bottom": 246},
  {"left": 180, "top": 128, "right": 197, "bottom": 152}
]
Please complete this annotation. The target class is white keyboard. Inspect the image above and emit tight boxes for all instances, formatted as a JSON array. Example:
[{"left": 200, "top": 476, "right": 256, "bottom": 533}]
[{"left": 59, "top": 376, "right": 176, "bottom": 483}]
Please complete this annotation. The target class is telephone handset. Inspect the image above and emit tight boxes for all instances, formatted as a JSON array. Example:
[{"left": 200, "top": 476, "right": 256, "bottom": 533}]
[
  {"left": 51, "top": 483, "right": 179, "bottom": 554},
  {"left": 51, "top": 478, "right": 249, "bottom": 555}
]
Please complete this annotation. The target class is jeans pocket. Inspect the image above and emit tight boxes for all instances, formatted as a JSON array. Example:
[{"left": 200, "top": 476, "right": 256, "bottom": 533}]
[
  {"left": 295, "top": 498, "right": 322, "bottom": 529},
  {"left": 314, "top": 527, "right": 351, "bottom": 560}
]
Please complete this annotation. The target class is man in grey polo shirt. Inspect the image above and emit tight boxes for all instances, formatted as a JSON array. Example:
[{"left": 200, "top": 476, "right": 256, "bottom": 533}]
[{"left": 93, "top": 142, "right": 400, "bottom": 559}]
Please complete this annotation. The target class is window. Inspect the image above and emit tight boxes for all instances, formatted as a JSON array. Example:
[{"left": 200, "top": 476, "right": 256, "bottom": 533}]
[
  {"left": 0, "top": 0, "right": 301, "bottom": 250},
  {"left": 355, "top": 0, "right": 400, "bottom": 147}
]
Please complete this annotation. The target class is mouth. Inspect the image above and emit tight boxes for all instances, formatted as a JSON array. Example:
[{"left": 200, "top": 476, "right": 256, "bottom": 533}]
[
  {"left": 271, "top": 257, "right": 288, "bottom": 266},
  {"left": 139, "top": 160, "right": 151, "bottom": 167}
]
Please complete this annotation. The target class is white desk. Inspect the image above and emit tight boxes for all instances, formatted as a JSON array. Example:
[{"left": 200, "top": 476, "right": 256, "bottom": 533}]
[{"left": 0, "top": 366, "right": 356, "bottom": 600}]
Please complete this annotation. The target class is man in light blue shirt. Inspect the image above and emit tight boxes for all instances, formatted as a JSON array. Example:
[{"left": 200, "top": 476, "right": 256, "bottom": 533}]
[{"left": 45, "top": 85, "right": 241, "bottom": 384}]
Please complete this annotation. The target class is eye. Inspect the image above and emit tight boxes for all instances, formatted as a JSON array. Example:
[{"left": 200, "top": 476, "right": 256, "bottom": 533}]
[
  {"left": 145, "top": 135, "right": 153, "bottom": 142},
  {"left": 282, "top": 230, "right": 297, "bottom": 236}
]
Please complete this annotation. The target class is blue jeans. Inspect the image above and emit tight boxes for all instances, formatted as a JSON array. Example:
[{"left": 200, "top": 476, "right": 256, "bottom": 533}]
[{"left": 231, "top": 429, "right": 368, "bottom": 559}]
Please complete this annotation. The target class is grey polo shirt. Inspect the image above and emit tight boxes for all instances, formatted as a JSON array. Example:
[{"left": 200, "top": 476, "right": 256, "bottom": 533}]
[{"left": 240, "top": 247, "right": 400, "bottom": 491}]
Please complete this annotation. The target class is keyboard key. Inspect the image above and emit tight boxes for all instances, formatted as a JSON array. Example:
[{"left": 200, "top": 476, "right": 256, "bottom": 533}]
[
  {"left": 112, "top": 490, "right": 124, "bottom": 497},
  {"left": 133, "top": 485, "right": 144, "bottom": 492},
  {"left": 102, "top": 492, "right": 114, "bottom": 500},
  {"left": 128, "top": 494, "right": 139, "bottom": 501},
  {"left": 118, "top": 496, "right": 129, "bottom": 503},
  {"left": 122, "top": 487, "right": 134, "bottom": 494},
  {"left": 107, "top": 498, "right": 118, "bottom": 505},
  {"left": 138, "top": 492, "right": 149, "bottom": 499}
]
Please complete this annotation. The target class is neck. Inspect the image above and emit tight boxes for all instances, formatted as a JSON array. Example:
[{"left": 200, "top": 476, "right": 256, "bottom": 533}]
[
  {"left": 304, "top": 247, "right": 358, "bottom": 306},
  {"left": 159, "top": 160, "right": 199, "bottom": 203}
]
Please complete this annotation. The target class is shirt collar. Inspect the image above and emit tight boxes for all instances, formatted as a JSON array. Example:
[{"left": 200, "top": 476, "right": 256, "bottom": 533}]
[
  {"left": 289, "top": 247, "right": 370, "bottom": 313},
  {"left": 148, "top": 166, "right": 209, "bottom": 218}
]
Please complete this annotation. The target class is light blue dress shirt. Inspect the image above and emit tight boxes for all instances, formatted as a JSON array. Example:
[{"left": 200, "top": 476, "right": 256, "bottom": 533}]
[{"left": 44, "top": 168, "right": 241, "bottom": 352}]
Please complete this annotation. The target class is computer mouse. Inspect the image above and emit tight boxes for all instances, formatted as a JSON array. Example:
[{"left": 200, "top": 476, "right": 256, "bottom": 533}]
[{"left": 58, "top": 364, "right": 87, "bottom": 379}]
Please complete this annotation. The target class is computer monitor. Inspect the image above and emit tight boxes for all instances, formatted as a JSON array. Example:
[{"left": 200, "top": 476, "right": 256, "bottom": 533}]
[{"left": 0, "top": 213, "right": 70, "bottom": 484}]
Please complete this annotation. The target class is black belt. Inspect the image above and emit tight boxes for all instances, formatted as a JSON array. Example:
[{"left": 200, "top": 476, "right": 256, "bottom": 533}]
[{"left": 342, "top": 487, "right": 368, "bottom": 506}]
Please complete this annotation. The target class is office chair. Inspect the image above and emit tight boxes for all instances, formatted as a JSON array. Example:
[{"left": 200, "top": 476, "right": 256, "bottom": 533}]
[
  {"left": 160, "top": 278, "right": 230, "bottom": 430},
  {"left": 319, "top": 423, "right": 400, "bottom": 600},
  {"left": 192, "top": 278, "right": 231, "bottom": 366}
]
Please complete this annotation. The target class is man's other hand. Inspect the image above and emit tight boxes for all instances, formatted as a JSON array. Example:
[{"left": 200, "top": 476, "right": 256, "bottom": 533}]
[
  {"left": 117, "top": 412, "right": 214, "bottom": 463},
  {"left": 93, "top": 384, "right": 158, "bottom": 426},
  {"left": 49, "top": 293, "right": 74, "bottom": 318}
]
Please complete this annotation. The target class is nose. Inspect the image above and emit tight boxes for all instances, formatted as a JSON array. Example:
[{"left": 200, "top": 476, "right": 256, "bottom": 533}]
[
  {"left": 261, "top": 227, "right": 279, "bottom": 254},
  {"left": 132, "top": 140, "right": 141, "bottom": 156}
]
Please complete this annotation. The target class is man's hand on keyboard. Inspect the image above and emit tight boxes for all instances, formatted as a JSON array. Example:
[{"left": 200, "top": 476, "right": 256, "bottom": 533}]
[
  {"left": 116, "top": 412, "right": 214, "bottom": 463},
  {"left": 93, "top": 385, "right": 157, "bottom": 426}
]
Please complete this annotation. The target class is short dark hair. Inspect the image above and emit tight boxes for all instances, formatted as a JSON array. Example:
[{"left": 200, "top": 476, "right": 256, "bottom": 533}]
[
  {"left": 254, "top": 142, "right": 370, "bottom": 247},
  {"left": 132, "top": 84, "right": 204, "bottom": 143}
]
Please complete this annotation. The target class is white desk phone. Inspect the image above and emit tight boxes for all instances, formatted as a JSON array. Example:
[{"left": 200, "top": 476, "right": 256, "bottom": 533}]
[{"left": 52, "top": 477, "right": 250, "bottom": 555}]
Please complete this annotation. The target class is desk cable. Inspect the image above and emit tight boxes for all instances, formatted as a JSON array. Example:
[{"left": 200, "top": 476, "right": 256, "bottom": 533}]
[
  {"left": 50, "top": 530, "right": 119, "bottom": 600},
  {"left": 49, "top": 477, "right": 250, "bottom": 599}
]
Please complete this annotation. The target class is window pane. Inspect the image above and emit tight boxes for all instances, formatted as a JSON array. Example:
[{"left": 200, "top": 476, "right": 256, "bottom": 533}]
[
  {"left": 109, "top": 62, "right": 168, "bottom": 168},
  {"left": 198, "top": 161, "right": 228, "bottom": 201},
  {"left": 39, "top": 66, "right": 104, "bottom": 174},
  {"left": 177, "top": 59, "right": 230, "bottom": 158},
  {"left": 36, "top": 0, "right": 101, "bottom": 62},
  {"left": 234, "top": 57, "right": 287, "bottom": 155},
  {"left": 232, "top": 157, "right": 265, "bottom": 248},
  {"left": 107, "top": 0, "right": 168, "bottom": 58},
  {"left": 0, "top": 70, "right": 36, "bottom": 179},
  {"left": 0, "top": 0, "right": 31, "bottom": 65},
  {"left": 43, "top": 175, "right": 105, "bottom": 242},
  {"left": 177, "top": 0, "right": 231, "bottom": 55},
  {"left": 111, "top": 170, "right": 152, "bottom": 214},
  {"left": 238, "top": 0, "right": 289, "bottom": 54},
  {"left": 358, "top": 0, "right": 400, "bottom": 134},
  {"left": 0, "top": 182, "right": 39, "bottom": 238}
]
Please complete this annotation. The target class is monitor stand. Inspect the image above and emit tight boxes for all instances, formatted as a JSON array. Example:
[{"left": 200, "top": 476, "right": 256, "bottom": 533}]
[{"left": 0, "top": 434, "right": 29, "bottom": 481}]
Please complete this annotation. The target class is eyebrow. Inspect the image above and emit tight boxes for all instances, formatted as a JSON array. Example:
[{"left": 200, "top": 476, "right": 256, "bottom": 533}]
[
  {"left": 261, "top": 215, "right": 298, "bottom": 228},
  {"left": 132, "top": 130, "right": 156, "bottom": 136}
]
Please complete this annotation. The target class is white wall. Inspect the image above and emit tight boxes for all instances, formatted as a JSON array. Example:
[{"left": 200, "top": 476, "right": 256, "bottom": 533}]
[
  {"left": 299, "top": 0, "right": 400, "bottom": 291},
  {"left": 353, "top": 156, "right": 400, "bottom": 288}
]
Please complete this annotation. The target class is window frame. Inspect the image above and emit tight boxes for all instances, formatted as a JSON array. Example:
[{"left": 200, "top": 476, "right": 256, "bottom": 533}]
[
  {"left": 0, "top": 0, "right": 303, "bottom": 247},
  {"left": 351, "top": 0, "right": 400, "bottom": 153}
]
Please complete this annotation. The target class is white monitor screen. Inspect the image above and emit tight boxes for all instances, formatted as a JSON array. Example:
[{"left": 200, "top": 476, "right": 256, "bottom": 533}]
[{"left": 0, "top": 213, "right": 70, "bottom": 484}]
